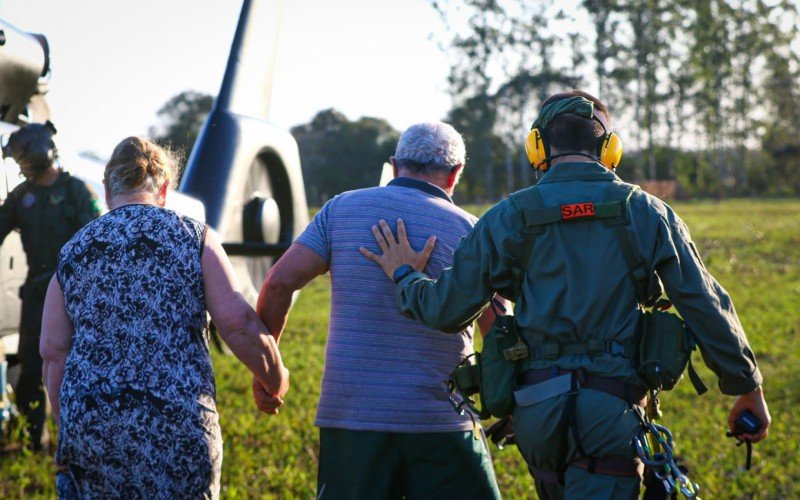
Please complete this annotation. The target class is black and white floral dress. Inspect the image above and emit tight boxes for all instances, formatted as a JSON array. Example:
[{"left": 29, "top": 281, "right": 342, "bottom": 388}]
[{"left": 55, "top": 204, "right": 221, "bottom": 499}]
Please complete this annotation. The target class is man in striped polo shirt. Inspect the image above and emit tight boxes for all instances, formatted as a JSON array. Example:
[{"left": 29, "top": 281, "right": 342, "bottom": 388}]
[{"left": 256, "top": 122, "right": 501, "bottom": 499}]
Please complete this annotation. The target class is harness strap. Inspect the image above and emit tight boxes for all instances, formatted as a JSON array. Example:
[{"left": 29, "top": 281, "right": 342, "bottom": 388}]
[
  {"left": 519, "top": 368, "right": 648, "bottom": 407},
  {"left": 600, "top": 183, "right": 655, "bottom": 306},
  {"left": 509, "top": 189, "right": 545, "bottom": 287},
  {"left": 687, "top": 353, "right": 709, "bottom": 395},
  {"left": 529, "top": 455, "right": 644, "bottom": 485},
  {"left": 524, "top": 368, "right": 647, "bottom": 485},
  {"left": 572, "top": 456, "right": 644, "bottom": 477},
  {"left": 528, "top": 464, "right": 562, "bottom": 485},
  {"left": 528, "top": 339, "right": 636, "bottom": 361},
  {"left": 522, "top": 200, "right": 625, "bottom": 226},
  {"left": 563, "top": 370, "right": 592, "bottom": 470}
]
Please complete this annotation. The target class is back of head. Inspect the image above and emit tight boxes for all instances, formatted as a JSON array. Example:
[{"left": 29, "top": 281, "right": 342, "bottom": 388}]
[
  {"left": 394, "top": 122, "right": 466, "bottom": 174},
  {"left": 104, "top": 137, "right": 177, "bottom": 197},
  {"left": 3, "top": 121, "right": 58, "bottom": 173},
  {"left": 541, "top": 90, "right": 610, "bottom": 153}
]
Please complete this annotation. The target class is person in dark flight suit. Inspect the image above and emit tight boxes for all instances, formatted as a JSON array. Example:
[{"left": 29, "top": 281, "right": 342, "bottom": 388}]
[
  {"left": 361, "top": 90, "right": 771, "bottom": 499},
  {"left": 0, "top": 122, "right": 101, "bottom": 450}
]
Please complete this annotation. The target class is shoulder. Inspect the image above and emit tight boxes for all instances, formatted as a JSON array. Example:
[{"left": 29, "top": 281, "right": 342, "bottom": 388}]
[
  {"left": 154, "top": 207, "right": 205, "bottom": 238},
  {"left": 450, "top": 204, "right": 479, "bottom": 227},
  {"left": 484, "top": 195, "right": 520, "bottom": 222},
  {"left": 7, "top": 180, "right": 31, "bottom": 198},
  {"left": 620, "top": 182, "right": 689, "bottom": 233},
  {"left": 62, "top": 172, "right": 97, "bottom": 196},
  {"left": 178, "top": 213, "right": 207, "bottom": 242},
  {"left": 465, "top": 198, "right": 519, "bottom": 239},
  {"left": 331, "top": 186, "right": 385, "bottom": 205}
]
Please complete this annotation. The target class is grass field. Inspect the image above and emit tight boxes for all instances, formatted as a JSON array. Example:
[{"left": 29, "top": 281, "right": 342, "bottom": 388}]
[{"left": 1, "top": 198, "right": 798, "bottom": 498}]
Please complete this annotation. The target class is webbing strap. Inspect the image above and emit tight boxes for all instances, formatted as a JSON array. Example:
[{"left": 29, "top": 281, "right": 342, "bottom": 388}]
[
  {"left": 601, "top": 184, "right": 653, "bottom": 305},
  {"left": 572, "top": 456, "right": 644, "bottom": 477},
  {"left": 528, "top": 464, "right": 562, "bottom": 485},
  {"left": 687, "top": 358, "right": 709, "bottom": 395},
  {"left": 509, "top": 189, "right": 545, "bottom": 288},
  {"left": 523, "top": 200, "right": 624, "bottom": 227},
  {"left": 528, "top": 339, "right": 636, "bottom": 361}
]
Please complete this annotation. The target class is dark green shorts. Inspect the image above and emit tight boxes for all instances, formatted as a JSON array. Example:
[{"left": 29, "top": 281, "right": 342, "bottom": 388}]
[{"left": 317, "top": 427, "right": 501, "bottom": 500}]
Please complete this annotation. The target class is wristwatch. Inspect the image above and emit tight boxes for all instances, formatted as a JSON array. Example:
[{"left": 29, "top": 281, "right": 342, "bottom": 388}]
[{"left": 392, "top": 264, "right": 415, "bottom": 284}]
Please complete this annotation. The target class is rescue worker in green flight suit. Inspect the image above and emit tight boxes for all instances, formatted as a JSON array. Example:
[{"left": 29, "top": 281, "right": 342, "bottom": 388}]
[
  {"left": 0, "top": 122, "right": 101, "bottom": 450},
  {"left": 360, "top": 90, "right": 771, "bottom": 499}
]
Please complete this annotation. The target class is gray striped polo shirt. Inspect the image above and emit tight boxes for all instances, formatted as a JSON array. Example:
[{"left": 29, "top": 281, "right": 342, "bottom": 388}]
[{"left": 296, "top": 177, "right": 478, "bottom": 432}]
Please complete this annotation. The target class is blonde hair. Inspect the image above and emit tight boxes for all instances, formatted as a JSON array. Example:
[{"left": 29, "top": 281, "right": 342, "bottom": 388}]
[{"left": 103, "top": 137, "right": 177, "bottom": 197}]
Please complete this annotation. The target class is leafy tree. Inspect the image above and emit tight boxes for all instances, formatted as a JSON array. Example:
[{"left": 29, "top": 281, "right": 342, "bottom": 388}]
[
  {"left": 428, "top": 0, "right": 800, "bottom": 197},
  {"left": 760, "top": 48, "right": 800, "bottom": 195},
  {"left": 149, "top": 90, "right": 215, "bottom": 160},
  {"left": 432, "top": 0, "right": 584, "bottom": 195},
  {"left": 291, "top": 109, "right": 399, "bottom": 205}
]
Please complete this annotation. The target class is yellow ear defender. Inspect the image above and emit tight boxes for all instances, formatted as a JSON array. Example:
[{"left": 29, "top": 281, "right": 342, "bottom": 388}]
[
  {"left": 525, "top": 96, "right": 623, "bottom": 171},
  {"left": 598, "top": 131, "right": 623, "bottom": 170},
  {"left": 524, "top": 128, "right": 548, "bottom": 170}
]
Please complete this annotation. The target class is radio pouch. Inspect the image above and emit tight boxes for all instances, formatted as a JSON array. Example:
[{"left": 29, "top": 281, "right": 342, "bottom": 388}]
[
  {"left": 638, "top": 306, "right": 706, "bottom": 393},
  {"left": 479, "top": 312, "right": 528, "bottom": 418},
  {"left": 449, "top": 302, "right": 529, "bottom": 420}
]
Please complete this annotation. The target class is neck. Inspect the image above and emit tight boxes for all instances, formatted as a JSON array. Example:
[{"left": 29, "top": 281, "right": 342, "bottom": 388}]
[
  {"left": 549, "top": 152, "right": 597, "bottom": 166},
  {"left": 397, "top": 171, "right": 453, "bottom": 196},
  {"left": 32, "top": 168, "right": 60, "bottom": 186},
  {"left": 108, "top": 191, "right": 161, "bottom": 210}
]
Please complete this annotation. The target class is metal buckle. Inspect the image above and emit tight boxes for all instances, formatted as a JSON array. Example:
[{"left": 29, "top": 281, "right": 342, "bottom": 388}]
[
  {"left": 448, "top": 395, "right": 465, "bottom": 415},
  {"left": 503, "top": 342, "right": 530, "bottom": 361}
]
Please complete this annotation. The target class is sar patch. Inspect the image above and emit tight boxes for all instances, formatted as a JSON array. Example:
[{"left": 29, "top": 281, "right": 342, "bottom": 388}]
[
  {"left": 21, "top": 192, "right": 36, "bottom": 208},
  {"left": 561, "top": 202, "right": 595, "bottom": 220}
]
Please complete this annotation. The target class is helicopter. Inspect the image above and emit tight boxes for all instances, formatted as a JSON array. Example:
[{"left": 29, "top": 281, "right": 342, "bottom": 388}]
[{"left": 0, "top": 0, "right": 308, "bottom": 432}]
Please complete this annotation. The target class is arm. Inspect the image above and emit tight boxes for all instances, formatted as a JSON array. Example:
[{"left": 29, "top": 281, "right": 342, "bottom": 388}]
[
  {"left": 202, "top": 229, "right": 289, "bottom": 408},
  {"left": 361, "top": 218, "right": 501, "bottom": 333},
  {"left": 256, "top": 242, "right": 329, "bottom": 343},
  {"left": 0, "top": 186, "right": 20, "bottom": 244},
  {"left": 654, "top": 215, "right": 769, "bottom": 441},
  {"left": 40, "top": 276, "right": 73, "bottom": 423}
]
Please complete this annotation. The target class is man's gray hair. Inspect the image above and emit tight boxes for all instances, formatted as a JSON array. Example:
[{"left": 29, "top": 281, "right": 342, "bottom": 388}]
[{"left": 394, "top": 122, "right": 466, "bottom": 174}]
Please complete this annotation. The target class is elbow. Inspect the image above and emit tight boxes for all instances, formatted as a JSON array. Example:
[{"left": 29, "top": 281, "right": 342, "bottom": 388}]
[
  {"left": 262, "top": 267, "right": 302, "bottom": 297},
  {"left": 40, "top": 344, "right": 67, "bottom": 367},
  {"left": 215, "top": 311, "right": 252, "bottom": 345}
]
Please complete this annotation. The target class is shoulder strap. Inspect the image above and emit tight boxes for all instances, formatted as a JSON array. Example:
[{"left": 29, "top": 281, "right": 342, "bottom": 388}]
[
  {"left": 508, "top": 188, "right": 545, "bottom": 292},
  {"left": 601, "top": 183, "right": 655, "bottom": 306}
]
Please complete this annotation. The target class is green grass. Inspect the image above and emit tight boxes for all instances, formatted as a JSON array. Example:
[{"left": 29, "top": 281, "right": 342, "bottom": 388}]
[{"left": 1, "top": 199, "right": 798, "bottom": 498}]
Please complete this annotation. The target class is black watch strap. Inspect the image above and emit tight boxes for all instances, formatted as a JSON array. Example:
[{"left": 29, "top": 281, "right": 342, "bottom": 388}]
[{"left": 392, "top": 264, "right": 415, "bottom": 284}]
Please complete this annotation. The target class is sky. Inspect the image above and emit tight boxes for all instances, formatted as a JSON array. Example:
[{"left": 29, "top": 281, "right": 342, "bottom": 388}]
[{"left": 0, "top": 0, "right": 453, "bottom": 157}]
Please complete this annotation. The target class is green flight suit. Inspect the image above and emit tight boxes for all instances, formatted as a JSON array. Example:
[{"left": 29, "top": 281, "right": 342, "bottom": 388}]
[
  {"left": 0, "top": 170, "right": 101, "bottom": 449},
  {"left": 394, "top": 162, "right": 762, "bottom": 499}
]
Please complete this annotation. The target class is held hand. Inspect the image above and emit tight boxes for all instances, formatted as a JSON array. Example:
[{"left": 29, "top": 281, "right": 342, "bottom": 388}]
[
  {"left": 276, "top": 366, "right": 290, "bottom": 399},
  {"left": 728, "top": 386, "right": 771, "bottom": 443},
  {"left": 359, "top": 219, "right": 437, "bottom": 279},
  {"left": 252, "top": 376, "right": 285, "bottom": 415}
]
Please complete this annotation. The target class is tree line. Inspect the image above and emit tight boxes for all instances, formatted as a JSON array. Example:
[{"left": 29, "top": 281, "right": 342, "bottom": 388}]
[
  {"left": 430, "top": 0, "right": 800, "bottom": 200},
  {"left": 151, "top": 1, "right": 800, "bottom": 205}
]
